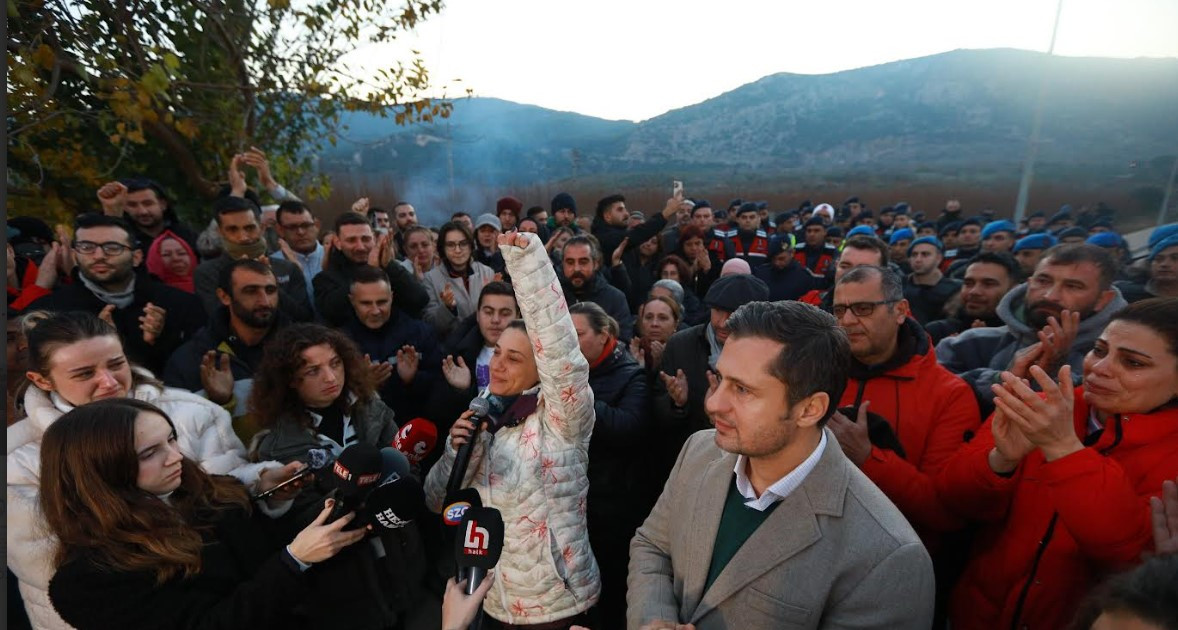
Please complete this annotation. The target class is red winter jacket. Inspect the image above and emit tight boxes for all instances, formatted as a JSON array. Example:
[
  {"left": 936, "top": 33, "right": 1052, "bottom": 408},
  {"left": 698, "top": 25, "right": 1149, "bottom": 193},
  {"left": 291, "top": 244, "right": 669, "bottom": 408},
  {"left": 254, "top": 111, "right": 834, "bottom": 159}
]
[
  {"left": 839, "top": 319, "right": 981, "bottom": 544},
  {"left": 936, "top": 390, "right": 1178, "bottom": 630},
  {"left": 6, "top": 258, "right": 52, "bottom": 313}
]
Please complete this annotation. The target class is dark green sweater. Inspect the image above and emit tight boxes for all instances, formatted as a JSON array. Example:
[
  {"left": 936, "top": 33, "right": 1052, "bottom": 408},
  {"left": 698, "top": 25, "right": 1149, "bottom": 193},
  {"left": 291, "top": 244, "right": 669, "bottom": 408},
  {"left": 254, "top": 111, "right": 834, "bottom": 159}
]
[{"left": 704, "top": 479, "right": 781, "bottom": 593}]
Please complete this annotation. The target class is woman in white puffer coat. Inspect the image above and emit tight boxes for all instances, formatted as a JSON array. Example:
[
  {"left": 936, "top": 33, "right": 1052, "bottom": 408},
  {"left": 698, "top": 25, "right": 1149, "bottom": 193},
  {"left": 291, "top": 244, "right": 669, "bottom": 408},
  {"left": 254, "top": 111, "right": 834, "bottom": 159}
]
[
  {"left": 6, "top": 311, "right": 285, "bottom": 630},
  {"left": 425, "top": 232, "right": 601, "bottom": 627}
]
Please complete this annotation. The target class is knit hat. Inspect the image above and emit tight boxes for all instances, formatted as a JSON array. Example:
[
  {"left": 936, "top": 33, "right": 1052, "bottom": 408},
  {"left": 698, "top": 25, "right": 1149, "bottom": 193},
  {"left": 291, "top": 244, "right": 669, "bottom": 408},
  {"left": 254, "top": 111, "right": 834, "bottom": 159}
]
[
  {"left": 704, "top": 273, "right": 769, "bottom": 312},
  {"left": 812, "top": 203, "right": 835, "bottom": 220},
  {"left": 888, "top": 228, "right": 915, "bottom": 245},
  {"left": 1149, "top": 223, "right": 1178, "bottom": 249},
  {"left": 474, "top": 213, "right": 502, "bottom": 232},
  {"left": 981, "top": 220, "right": 1017, "bottom": 239},
  {"left": 1150, "top": 234, "right": 1178, "bottom": 261},
  {"left": 551, "top": 192, "right": 577, "bottom": 214},
  {"left": 1013, "top": 233, "right": 1057, "bottom": 252},
  {"left": 496, "top": 196, "right": 523, "bottom": 216},
  {"left": 907, "top": 236, "right": 944, "bottom": 256},
  {"left": 1086, "top": 232, "right": 1124, "bottom": 249},
  {"left": 847, "top": 225, "right": 876, "bottom": 238}
]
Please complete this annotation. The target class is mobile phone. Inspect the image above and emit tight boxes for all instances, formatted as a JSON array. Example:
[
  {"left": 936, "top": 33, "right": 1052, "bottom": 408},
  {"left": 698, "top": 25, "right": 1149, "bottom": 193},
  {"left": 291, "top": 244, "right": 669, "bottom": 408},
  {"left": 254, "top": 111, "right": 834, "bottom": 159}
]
[
  {"left": 252, "top": 466, "right": 312, "bottom": 501},
  {"left": 672, "top": 180, "right": 684, "bottom": 197}
]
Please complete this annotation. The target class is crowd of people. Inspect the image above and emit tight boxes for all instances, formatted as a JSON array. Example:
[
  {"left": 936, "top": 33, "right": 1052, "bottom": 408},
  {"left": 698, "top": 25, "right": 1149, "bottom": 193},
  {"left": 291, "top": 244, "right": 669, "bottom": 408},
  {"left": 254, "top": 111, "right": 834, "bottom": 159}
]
[{"left": 6, "top": 158, "right": 1178, "bottom": 630}]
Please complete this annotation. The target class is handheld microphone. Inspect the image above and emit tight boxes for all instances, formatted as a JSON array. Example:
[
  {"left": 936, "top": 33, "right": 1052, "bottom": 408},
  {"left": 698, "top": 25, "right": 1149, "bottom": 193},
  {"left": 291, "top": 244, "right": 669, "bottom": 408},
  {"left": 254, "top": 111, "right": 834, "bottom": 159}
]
[
  {"left": 393, "top": 418, "right": 438, "bottom": 465},
  {"left": 362, "top": 476, "right": 426, "bottom": 531},
  {"left": 379, "top": 447, "right": 412, "bottom": 484},
  {"left": 454, "top": 506, "right": 504, "bottom": 627},
  {"left": 446, "top": 390, "right": 493, "bottom": 496},
  {"left": 324, "top": 443, "right": 383, "bottom": 524},
  {"left": 440, "top": 487, "right": 482, "bottom": 528}
]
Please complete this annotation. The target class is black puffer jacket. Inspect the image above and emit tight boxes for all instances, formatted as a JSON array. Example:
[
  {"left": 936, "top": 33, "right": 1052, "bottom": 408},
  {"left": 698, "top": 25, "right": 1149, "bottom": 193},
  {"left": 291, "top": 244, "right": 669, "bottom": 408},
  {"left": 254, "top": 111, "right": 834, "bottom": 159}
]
[{"left": 586, "top": 341, "right": 649, "bottom": 516}]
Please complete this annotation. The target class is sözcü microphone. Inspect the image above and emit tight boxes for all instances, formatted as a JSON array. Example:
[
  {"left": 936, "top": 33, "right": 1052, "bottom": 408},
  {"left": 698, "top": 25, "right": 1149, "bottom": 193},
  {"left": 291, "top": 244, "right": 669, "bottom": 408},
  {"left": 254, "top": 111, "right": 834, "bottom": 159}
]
[{"left": 441, "top": 487, "right": 482, "bottom": 528}]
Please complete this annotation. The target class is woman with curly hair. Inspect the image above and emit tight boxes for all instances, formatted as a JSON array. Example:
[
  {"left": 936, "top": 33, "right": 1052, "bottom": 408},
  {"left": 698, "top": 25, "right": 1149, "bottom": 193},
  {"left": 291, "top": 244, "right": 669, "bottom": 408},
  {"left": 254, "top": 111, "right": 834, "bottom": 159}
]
[
  {"left": 43, "top": 398, "right": 365, "bottom": 630},
  {"left": 247, "top": 322, "right": 432, "bottom": 630}
]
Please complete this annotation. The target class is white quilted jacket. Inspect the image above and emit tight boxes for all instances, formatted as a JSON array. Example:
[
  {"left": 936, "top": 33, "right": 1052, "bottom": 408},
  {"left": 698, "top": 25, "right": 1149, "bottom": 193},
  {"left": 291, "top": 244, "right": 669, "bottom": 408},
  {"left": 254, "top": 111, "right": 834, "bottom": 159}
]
[
  {"left": 6, "top": 374, "right": 274, "bottom": 630},
  {"left": 425, "top": 234, "right": 600, "bottom": 625}
]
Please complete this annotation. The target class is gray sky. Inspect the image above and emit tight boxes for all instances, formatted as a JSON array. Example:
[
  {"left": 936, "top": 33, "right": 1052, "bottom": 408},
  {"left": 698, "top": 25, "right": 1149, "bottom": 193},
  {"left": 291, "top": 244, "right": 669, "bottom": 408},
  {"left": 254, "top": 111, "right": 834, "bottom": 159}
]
[{"left": 348, "top": 0, "right": 1178, "bottom": 121}]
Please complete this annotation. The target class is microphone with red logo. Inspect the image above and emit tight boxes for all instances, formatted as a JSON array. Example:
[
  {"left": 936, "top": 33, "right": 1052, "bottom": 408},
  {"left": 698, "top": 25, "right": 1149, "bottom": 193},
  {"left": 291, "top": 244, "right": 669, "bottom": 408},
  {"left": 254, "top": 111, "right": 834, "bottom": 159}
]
[
  {"left": 454, "top": 506, "right": 504, "bottom": 629},
  {"left": 324, "top": 443, "right": 383, "bottom": 526},
  {"left": 393, "top": 417, "right": 438, "bottom": 466}
]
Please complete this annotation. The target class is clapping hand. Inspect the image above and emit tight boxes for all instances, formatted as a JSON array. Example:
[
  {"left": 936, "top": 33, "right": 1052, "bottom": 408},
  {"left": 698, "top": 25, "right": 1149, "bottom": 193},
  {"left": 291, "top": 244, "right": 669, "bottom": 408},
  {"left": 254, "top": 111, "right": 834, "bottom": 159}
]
[
  {"left": 200, "top": 351, "right": 235, "bottom": 405},
  {"left": 992, "top": 365, "right": 1081, "bottom": 462},
  {"left": 1151, "top": 477, "right": 1178, "bottom": 556},
  {"left": 228, "top": 154, "right": 247, "bottom": 197},
  {"left": 660, "top": 369, "right": 688, "bottom": 408},
  {"left": 364, "top": 354, "right": 394, "bottom": 387},
  {"left": 442, "top": 354, "right": 471, "bottom": 390},
  {"left": 352, "top": 197, "right": 370, "bottom": 216},
  {"left": 240, "top": 146, "right": 278, "bottom": 190},
  {"left": 139, "top": 302, "right": 167, "bottom": 345},
  {"left": 395, "top": 345, "right": 419, "bottom": 384}
]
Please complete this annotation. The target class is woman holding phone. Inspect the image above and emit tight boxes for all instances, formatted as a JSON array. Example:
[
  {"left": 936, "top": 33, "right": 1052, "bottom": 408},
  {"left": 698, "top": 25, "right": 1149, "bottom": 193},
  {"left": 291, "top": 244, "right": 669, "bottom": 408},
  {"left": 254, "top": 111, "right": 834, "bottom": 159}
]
[
  {"left": 425, "top": 231, "right": 600, "bottom": 628},
  {"left": 42, "top": 399, "right": 365, "bottom": 630}
]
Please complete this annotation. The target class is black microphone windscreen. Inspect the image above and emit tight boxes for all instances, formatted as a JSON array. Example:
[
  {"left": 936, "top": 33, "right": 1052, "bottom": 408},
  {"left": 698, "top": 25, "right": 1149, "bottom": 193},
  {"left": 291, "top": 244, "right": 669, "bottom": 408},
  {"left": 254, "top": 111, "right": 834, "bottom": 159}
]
[
  {"left": 364, "top": 477, "right": 425, "bottom": 530},
  {"left": 454, "top": 507, "right": 504, "bottom": 570},
  {"left": 379, "top": 447, "right": 411, "bottom": 484},
  {"left": 441, "top": 487, "right": 482, "bottom": 527},
  {"left": 468, "top": 395, "right": 492, "bottom": 417},
  {"left": 328, "top": 443, "right": 382, "bottom": 498}
]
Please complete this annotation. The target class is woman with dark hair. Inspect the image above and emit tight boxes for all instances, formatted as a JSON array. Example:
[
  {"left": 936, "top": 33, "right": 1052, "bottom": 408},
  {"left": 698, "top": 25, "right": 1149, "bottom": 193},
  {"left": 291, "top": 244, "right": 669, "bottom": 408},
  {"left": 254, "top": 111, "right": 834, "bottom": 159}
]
[
  {"left": 248, "top": 322, "right": 431, "bottom": 630},
  {"left": 568, "top": 301, "right": 649, "bottom": 629},
  {"left": 674, "top": 225, "right": 721, "bottom": 299},
  {"left": 425, "top": 232, "right": 600, "bottom": 627},
  {"left": 42, "top": 398, "right": 365, "bottom": 630},
  {"left": 423, "top": 221, "right": 497, "bottom": 338},
  {"left": 7, "top": 311, "right": 295, "bottom": 630},
  {"left": 1071, "top": 555, "right": 1178, "bottom": 630},
  {"left": 937, "top": 297, "right": 1178, "bottom": 630},
  {"left": 621, "top": 233, "right": 664, "bottom": 312}
]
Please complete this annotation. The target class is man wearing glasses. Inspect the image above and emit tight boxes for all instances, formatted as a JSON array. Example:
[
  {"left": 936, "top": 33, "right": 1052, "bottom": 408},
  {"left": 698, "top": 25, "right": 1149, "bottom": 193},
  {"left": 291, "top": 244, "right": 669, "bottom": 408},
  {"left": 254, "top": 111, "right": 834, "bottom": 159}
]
[
  {"left": 827, "top": 265, "right": 980, "bottom": 577},
  {"left": 27, "top": 213, "right": 205, "bottom": 374},
  {"left": 271, "top": 200, "right": 324, "bottom": 306}
]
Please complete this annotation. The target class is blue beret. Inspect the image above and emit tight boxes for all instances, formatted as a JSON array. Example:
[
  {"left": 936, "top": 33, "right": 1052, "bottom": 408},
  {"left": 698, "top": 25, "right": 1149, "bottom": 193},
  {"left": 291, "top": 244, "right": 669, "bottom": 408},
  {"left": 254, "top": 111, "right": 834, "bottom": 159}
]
[
  {"left": 982, "top": 220, "right": 1017, "bottom": 239},
  {"left": 1086, "top": 232, "right": 1123, "bottom": 249},
  {"left": 1013, "top": 233, "right": 1058, "bottom": 252},
  {"left": 1149, "top": 223, "right": 1178, "bottom": 249},
  {"left": 1150, "top": 234, "right": 1178, "bottom": 261},
  {"left": 1057, "top": 226, "right": 1088, "bottom": 240},
  {"left": 907, "top": 236, "right": 944, "bottom": 255},
  {"left": 888, "top": 228, "right": 915, "bottom": 245},
  {"left": 847, "top": 225, "right": 877, "bottom": 238}
]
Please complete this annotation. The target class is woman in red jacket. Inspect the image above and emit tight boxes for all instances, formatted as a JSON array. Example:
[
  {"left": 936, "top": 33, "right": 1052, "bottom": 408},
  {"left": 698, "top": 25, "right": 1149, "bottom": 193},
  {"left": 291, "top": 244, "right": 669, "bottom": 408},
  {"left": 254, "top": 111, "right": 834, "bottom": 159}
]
[{"left": 937, "top": 297, "right": 1178, "bottom": 630}]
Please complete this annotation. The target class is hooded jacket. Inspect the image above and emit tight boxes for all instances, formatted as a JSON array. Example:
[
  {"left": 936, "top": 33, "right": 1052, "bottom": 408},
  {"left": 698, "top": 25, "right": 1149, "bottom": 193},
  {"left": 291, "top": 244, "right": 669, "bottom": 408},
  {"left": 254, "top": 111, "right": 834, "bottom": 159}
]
[
  {"left": 935, "top": 283, "right": 1127, "bottom": 411},
  {"left": 935, "top": 391, "right": 1178, "bottom": 630},
  {"left": 839, "top": 318, "right": 980, "bottom": 541},
  {"left": 924, "top": 307, "right": 1005, "bottom": 346},
  {"left": 7, "top": 374, "right": 274, "bottom": 630},
  {"left": 424, "top": 235, "right": 600, "bottom": 625}
]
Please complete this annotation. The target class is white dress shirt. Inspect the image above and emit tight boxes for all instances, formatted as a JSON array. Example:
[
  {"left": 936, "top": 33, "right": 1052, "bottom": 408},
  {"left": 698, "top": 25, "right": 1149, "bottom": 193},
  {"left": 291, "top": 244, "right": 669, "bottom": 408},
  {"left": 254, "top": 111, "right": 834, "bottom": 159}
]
[{"left": 733, "top": 430, "right": 827, "bottom": 512}]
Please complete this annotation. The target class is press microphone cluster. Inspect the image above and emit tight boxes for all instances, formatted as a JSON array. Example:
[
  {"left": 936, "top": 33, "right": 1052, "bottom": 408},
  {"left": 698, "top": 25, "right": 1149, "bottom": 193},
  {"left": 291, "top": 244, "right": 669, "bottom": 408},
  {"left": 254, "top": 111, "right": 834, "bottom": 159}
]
[{"left": 321, "top": 443, "right": 425, "bottom": 531}]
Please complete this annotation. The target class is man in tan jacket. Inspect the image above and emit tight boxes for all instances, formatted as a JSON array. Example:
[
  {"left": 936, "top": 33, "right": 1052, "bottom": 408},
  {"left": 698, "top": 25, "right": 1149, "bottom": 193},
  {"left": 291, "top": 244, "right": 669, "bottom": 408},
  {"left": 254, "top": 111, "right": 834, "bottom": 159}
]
[{"left": 628, "top": 300, "right": 934, "bottom": 630}]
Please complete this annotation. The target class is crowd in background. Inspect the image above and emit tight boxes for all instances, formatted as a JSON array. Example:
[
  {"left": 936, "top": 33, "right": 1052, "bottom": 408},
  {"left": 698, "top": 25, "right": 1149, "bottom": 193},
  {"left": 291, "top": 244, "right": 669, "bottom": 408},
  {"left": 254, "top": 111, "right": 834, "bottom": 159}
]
[{"left": 6, "top": 151, "right": 1178, "bottom": 630}]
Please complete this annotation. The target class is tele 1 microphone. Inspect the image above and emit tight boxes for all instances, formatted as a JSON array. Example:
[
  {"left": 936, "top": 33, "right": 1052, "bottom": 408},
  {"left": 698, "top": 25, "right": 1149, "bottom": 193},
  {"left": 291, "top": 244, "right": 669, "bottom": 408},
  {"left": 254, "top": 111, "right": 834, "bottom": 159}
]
[
  {"left": 325, "top": 443, "right": 382, "bottom": 524},
  {"left": 363, "top": 477, "right": 426, "bottom": 531},
  {"left": 446, "top": 390, "right": 492, "bottom": 496},
  {"left": 454, "top": 506, "right": 504, "bottom": 599},
  {"left": 393, "top": 417, "right": 438, "bottom": 465}
]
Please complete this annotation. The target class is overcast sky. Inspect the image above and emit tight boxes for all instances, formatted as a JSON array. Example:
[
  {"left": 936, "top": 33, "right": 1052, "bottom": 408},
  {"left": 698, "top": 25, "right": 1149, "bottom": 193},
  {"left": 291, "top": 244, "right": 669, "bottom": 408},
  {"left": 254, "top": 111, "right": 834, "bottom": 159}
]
[{"left": 347, "top": 0, "right": 1178, "bottom": 122}]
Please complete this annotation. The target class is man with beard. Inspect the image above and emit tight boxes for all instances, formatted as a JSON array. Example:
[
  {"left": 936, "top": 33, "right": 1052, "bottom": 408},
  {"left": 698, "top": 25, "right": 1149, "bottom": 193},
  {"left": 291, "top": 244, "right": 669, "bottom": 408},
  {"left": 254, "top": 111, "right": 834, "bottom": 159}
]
[
  {"left": 925, "top": 252, "right": 1018, "bottom": 344},
  {"left": 96, "top": 178, "right": 201, "bottom": 257},
  {"left": 936, "top": 244, "right": 1127, "bottom": 415},
  {"left": 591, "top": 192, "right": 684, "bottom": 272},
  {"left": 903, "top": 236, "right": 961, "bottom": 325},
  {"left": 193, "top": 196, "right": 313, "bottom": 321},
  {"left": 560, "top": 236, "right": 634, "bottom": 341},
  {"left": 28, "top": 213, "right": 204, "bottom": 375},
  {"left": 164, "top": 259, "right": 287, "bottom": 443},
  {"left": 314, "top": 212, "right": 429, "bottom": 327}
]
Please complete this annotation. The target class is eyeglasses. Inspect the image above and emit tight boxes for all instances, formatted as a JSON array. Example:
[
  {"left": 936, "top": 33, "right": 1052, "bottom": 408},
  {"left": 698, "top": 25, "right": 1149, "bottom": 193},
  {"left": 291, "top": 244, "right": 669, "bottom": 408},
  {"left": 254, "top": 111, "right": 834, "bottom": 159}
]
[
  {"left": 443, "top": 241, "right": 470, "bottom": 250},
  {"left": 73, "top": 241, "right": 132, "bottom": 256},
  {"left": 832, "top": 300, "right": 898, "bottom": 319},
  {"left": 280, "top": 222, "right": 316, "bottom": 233}
]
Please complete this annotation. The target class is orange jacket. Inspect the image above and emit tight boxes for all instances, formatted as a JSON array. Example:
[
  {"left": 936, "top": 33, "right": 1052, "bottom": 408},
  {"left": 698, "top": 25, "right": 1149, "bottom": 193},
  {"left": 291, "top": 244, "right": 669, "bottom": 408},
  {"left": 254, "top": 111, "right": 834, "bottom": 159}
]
[
  {"left": 935, "top": 390, "right": 1178, "bottom": 630},
  {"left": 839, "top": 319, "right": 981, "bottom": 543}
]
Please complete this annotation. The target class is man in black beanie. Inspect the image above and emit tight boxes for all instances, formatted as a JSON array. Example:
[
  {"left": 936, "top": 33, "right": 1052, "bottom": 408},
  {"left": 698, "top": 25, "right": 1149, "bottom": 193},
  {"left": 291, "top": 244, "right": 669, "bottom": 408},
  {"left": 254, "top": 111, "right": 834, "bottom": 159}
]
[{"left": 550, "top": 192, "right": 582, "bottom": 233}]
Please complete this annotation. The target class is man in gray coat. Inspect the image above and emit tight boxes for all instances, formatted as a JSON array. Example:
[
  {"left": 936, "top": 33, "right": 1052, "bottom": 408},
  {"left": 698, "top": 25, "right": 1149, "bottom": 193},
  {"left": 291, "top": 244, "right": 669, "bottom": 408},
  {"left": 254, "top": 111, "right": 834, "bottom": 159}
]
[
  {"left": 629, "top": 301, "right": 934, "bottom": 630},
  {"left": 936, "top": 243, "right": 1127, "bottom": 415}
]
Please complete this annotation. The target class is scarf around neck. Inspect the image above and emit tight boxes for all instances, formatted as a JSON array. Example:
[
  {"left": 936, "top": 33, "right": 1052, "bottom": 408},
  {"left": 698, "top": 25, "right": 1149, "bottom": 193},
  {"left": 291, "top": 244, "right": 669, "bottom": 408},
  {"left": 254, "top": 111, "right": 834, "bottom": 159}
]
[{"left": 80, "top": 273, "right": 136, "bottom": 309}]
